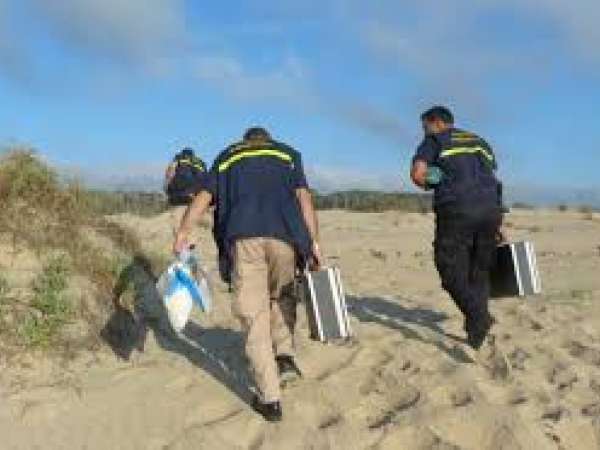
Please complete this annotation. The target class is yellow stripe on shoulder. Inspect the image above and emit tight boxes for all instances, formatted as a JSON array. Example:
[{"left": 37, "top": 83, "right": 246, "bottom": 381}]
[
  {"left": 218, "top": 149, "right": 293, "bottom": 172},
  {"left": 440, "top": 146, "right": 494, "bottom": 162}
]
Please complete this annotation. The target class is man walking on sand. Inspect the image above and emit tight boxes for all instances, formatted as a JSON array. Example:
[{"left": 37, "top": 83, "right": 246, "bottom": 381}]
[
  {"left": 164, "top": 147, "right": 208, "bottom": 241},
  {"left": 410, "top": 106, "right": 508, "bottom": 369},
  {"left": 174, "top": 127, "right": 321, "bottom": 422}
]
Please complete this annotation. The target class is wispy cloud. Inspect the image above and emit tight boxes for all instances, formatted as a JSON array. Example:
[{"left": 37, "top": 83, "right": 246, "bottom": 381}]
[
  {"left": 506, "top": 0, "right": 600, "bottom": 65},
  {"left": 193, "top": 55, "right": 315, "bottom": 105},
  {"left": 3, "top": 0, "right": 598, "bottom": 183},
  {"left": 191, "top": 53, "right": 408, "bottom": 143},
  {"left": 29, "top": 0, "right": 186, "bottom": 65}
]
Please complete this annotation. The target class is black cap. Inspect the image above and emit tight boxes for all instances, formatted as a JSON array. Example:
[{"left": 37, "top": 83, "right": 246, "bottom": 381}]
[
  {"left": 243, "top": 127, "right": 271, "bottom": 141},
  {"left": 181, "top": 147, "right": 194, "bottom": 157}
]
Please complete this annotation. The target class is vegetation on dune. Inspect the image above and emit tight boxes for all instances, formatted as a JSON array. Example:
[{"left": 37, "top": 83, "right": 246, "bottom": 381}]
[
  {"left": 19, "top": 257, "right": 71, "bottom": 348},
  {"left": 0, "top": 149, "right": 433, "bottom": 356},
  {"left": 314, "top": 190, "right": 432, "bottom": 213},
  {"left": 0, "top": 149, "right": 155, "bottom": 354},
  {"left": 4, "top": 148, "right": 590, "bottom": 357},
  {"left": 79, "top": 189, "right": 434, "bottom": 215},
  {"left": 84, "top": 190, "right": 168, "bottom": 217}
]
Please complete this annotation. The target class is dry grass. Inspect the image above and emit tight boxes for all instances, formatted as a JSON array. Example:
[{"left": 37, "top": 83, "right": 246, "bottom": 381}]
[{"left": 0, "top": 149, "right": 152, "bottom": 354}]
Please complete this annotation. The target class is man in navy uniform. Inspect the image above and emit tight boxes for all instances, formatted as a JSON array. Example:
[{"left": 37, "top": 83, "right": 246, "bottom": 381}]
[
  {"left": 174, "top": 127, "right": 321, "bottom": 422},
  {"left": 164, "top": 147, "right": 208, "bottom": 241},
  {"left": 411, "top": 106, "right": 504, "bottom": 352}
]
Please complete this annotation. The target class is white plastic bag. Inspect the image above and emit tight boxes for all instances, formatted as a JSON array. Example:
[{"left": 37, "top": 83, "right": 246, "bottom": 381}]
[{"left": 156, "top": 251, "right": 212, "bottom": 333}]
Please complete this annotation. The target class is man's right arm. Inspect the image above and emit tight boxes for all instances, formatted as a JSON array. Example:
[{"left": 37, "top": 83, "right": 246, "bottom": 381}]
[
  {"left": 410, "top": 136, "right": 437, "bottom": 190},
  {"left": 164, "top": 163, "right": 176, "bottom": 191},
  {"left": 174, "top": 190, "right": 213, "bottom": 253},
  {"left": 173, "top": 169, "right": 217, "bottom": 254},
  {"left": 411, "top": 160, "right": 428, "bottom": 189}
]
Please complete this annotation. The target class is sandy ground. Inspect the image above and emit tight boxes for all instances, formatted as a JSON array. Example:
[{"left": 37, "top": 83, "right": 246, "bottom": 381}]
[{"left": 1, "top": 209, "right": 600, "bottom": 450}]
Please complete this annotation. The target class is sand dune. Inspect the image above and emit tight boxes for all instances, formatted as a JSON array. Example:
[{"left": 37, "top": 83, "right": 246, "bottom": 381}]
[{"left": 1, "top": 209, "right": 600, "bottom": 449}]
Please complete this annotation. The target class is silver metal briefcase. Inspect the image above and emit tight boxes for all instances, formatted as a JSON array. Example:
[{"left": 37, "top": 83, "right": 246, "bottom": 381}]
[
  {"left": 302, "top": 267, "right": 352, "bottom": 342},
  {"left": 490, "top": 241, "right": 542, "bottom": 298}
]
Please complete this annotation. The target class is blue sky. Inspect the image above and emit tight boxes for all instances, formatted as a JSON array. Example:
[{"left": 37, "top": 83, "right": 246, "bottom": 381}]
[{"left": 1, "top": 1, "right": 599, "bottom": 200}]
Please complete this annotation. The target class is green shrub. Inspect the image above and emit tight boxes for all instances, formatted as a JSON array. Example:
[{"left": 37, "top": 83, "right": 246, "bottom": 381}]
[
  {"left": 0, "top": 149, "right": 156, "bottom": 353},
  {"left": 19, "top": 256, "right": 71, "bottom": 348}
]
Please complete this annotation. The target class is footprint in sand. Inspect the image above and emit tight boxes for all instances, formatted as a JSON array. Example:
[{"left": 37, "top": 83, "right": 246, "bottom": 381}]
[
  {"left": 582, "top": 402, "right": 600, "bottom": 418},
  {"left": 450, "top": 388, "right": 473, "bottom": 408},
  {"left": 547, "top": 364, "right": 578, "bottom": 391},
  {"left": 508, "top": 348, "right": 530, "bottom": 371},
  {"left": 565, "top": 340, "right": 600, "bottom": 367},
  {"left": 420, "top": 429, "right": 462, "bottom": 450},
  {"left": 367, "top": 385, "right": 421, "bottom": 430},
  {"left": 541, "top": 405, "right": 570, "bottom": 423},
  {"left": 590, "top": 377, "right": 600, "bottom": 396},
  {"left": 318, "top": 413, "right": 343, "bottom": 431},
  {"left": 507, "top": 387, "right": 528, "bottom": 406}
]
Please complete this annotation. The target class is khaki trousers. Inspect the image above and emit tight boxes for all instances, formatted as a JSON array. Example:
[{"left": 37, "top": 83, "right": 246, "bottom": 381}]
[{"left": 232, "top": 238, "right": 298, "bottom": 402}]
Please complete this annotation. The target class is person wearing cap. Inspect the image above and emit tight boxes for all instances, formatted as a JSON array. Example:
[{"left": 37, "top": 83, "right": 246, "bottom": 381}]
[
  {"left": 173, "top": 127, "right": 321, "bottom": 422},
  {"left": 410, "top": 106, "right": 504, "bottom": 352},
  {"left": 164, "top": 147, "right": 208, "bottom": 243}
]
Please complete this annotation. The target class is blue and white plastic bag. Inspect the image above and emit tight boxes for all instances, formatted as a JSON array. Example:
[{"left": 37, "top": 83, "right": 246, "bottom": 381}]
[{"left": 156, "top": 250, "right": 212, "bottom": 332}]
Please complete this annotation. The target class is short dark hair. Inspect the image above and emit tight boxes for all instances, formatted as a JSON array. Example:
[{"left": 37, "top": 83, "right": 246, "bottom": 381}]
[
  {"left": 243, "top": 127, "right": 271, "bottom": 141},
  {"left": 181, "top": 147, "right": 194, "bottom": 157},
  {"left": 421, "top": 106, "right": 454, "bottom": 125}
]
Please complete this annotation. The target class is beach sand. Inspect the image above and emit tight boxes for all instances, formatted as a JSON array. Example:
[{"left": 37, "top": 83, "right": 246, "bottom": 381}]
[{"left": 1, "top": 209, "right": 600, "bottom": 449}]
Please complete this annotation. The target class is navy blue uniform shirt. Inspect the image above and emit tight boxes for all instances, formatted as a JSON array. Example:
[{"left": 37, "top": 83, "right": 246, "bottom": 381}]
[
  {"left": 205, "top": 139, "right": 312, "bottom": 282},
  {"left": 413, "top": 128, "right": 500, "bottom": 215}
]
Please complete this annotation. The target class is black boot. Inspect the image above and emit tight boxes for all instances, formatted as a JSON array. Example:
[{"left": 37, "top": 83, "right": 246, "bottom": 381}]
[
  {"left": 252, "top": 396, "right": 283, "bottom": 422},
  {"left": 276, "top": 355, "right": 303, "bottom": 386},
  {"left": 467, "top": 315, "right": 495, "bottom": 350}
]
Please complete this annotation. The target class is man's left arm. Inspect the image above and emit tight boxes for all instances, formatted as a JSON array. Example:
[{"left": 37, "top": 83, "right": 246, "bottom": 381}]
[{"left": 291, "top": 152, "right": 322, "bottom": 268}]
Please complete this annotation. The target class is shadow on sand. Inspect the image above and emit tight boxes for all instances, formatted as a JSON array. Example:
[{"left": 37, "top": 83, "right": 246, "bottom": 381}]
[
  {"left": 347, "top": 295, "right": 472, "bottom": 363},
  {"left": 101, "top": 254, "right": 254, "bottom": 406}
]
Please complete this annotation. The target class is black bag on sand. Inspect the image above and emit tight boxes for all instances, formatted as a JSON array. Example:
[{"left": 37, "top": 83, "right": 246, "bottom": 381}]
[
  {"left": 100, "top": 308, "right": 145, "bottom": 361},
  {"left": 301, "top": 267, "right": 352, "bottom": 342},
  {"left": 490, "top": 241, "right": 542, "bottom": 298}
]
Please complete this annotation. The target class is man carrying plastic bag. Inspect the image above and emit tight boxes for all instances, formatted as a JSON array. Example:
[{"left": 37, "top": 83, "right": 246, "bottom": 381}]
[{"left": 173, "top": 127, "right": 321, "bottom": 422}]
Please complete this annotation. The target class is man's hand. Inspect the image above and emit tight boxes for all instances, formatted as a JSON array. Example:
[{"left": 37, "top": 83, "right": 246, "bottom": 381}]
[
  {"left": 309, "top": 241, "right": 323, "bottom": 271},
  {"left": 410, "top": 160, "right": 428, "bottom": 190},
  {"left": 173, "top": 234, "right": 189, "bottom": 255},
  {"left": 495, "top": 227, "right": 507, "bottom": 245}
]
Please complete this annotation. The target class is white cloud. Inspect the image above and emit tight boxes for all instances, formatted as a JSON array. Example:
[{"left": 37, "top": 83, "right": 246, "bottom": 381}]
[
  {"left": 192, "top": 54, "right": 408, "bottom": 143},
  {"left": 506, "top": 0, "right": 600, "bottom": 65},
  {"left": 29, "top": 0, "right": 186, "bottom": 64},
  {"left": 193, "top": 55, "right": 316, "bottom": 105}
]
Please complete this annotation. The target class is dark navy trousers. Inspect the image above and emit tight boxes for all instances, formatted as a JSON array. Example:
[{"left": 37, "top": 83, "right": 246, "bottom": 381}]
[{"left": 434, "top": 210, "right": 501, "bottom": 339}]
